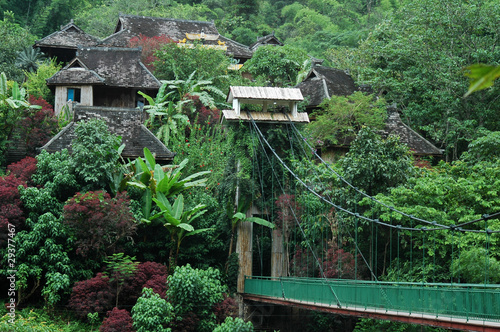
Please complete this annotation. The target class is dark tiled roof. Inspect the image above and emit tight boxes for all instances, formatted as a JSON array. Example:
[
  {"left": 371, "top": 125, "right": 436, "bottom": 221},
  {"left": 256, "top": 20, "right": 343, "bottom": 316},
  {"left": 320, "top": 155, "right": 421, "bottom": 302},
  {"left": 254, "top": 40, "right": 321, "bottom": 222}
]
[
  {"left": 46, "top": 59, "right": 105, "bottom": 85},
  {"left": 47, "top": 47, "right": 160, "bottom": 88},
  {"left": 218, "top": 35, "right": 253, "bottom": 59},
  {"left": 249, "top": 33, "right": 284, "bottom": 51},
  {"left": 99, "top": 15, "right": 252, "bottom": 58},
  {"left": 383, "top": 108, "right": 443, "bottom": 156},
  {"left": 297, "top": 66, "right": 357, "bottom": 104},
  {"left": 34, "top": 21, "right": 100, "bottom": 49},
  {"left": 41, "top": 106, "right": 175, "bottom": 161},
  {"left": 296, "top": 79, "right": 329, "bottom": 107}
]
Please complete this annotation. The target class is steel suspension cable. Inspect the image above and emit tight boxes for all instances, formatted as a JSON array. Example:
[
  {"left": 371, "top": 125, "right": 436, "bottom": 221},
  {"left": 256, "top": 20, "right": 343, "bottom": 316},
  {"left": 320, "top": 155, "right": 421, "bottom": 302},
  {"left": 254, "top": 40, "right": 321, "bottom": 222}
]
[{"left": 285, "top": 115, "right": 500, "bottom": 234}]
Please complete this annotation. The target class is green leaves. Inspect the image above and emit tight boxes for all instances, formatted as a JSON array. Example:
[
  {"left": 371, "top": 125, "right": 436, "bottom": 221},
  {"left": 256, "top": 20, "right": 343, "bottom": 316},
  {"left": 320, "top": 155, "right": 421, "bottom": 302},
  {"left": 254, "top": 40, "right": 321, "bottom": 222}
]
[
  {"left": 308, "top": 92, "right": 387, "bottom": 145},
  {"left": 464, "top": 64, "right": 500, "bottom": 97},
  {"left": 132, "top": 288, "right": 174, "bottom": 332}
]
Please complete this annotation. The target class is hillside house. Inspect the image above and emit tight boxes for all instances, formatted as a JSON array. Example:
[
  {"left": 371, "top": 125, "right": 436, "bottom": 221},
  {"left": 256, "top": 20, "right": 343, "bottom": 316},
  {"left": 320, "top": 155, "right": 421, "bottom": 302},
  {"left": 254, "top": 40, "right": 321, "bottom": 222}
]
[
  {"left": 41, "top": 105, "right": 175, "bottom": 163},
  {"left": 46, "top": 47, "right": 160, "bottom": 115},
  {"left": 296, "top": 65, "right": 442, "bottom": 160}
]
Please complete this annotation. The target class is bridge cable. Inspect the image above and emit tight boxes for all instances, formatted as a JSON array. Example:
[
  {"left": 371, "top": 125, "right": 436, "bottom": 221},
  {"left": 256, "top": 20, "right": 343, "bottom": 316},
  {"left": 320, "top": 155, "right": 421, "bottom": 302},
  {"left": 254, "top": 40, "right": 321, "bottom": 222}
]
[
  {"left": 251, "top": 114, "right": 396, "bottom": 308},
  {"left": 247, "top": 112, "right": 343, "bottom": 308},
  {"left": 285, "top": 114, "right": 500, "bottom": 234}
]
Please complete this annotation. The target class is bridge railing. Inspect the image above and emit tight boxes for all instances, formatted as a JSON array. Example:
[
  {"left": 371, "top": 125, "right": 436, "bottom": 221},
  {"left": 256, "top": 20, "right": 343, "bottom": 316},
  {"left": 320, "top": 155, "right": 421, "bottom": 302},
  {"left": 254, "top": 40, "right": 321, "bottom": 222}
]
[{"left": 244, "top": 276, "right": 500, "bottom": 323}]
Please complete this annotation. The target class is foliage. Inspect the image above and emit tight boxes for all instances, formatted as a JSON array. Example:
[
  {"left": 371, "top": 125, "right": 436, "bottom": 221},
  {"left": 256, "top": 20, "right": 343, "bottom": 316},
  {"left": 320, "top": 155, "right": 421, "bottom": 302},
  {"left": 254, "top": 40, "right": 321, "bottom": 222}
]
[
  {"left": 126, "top": 147, "right": 209, "bottom": 219},
  {"left": 213, "top": 294, "right": 238, "bottom": 324},
  {"left": 150, "top": 193, "right": 210, "bottom": 270},
  {"left": 340, "top": 127, "right": 415, "bottom": 196},
  {"left": 461, "top": 130, "right": 500, "bottom": 163},
  {"left": 18, "top": 96, "right": 58, "bottom": 156},
  {"left": 451, "top": 248, "right": 500, "bottom": 284},
  {"left": 129, "top": 34, "right": 175, "bottom": 72},
  {"left": 167, "top": 264, "right": 226, "bottom": 332},
  {"left": 153, "top": 42, "right": 231, "bottom": 86},
  {"left": 4, "top": 212, "right": 75, "bottom": 306},
  {"left": 354, "top": 318, "right": 447, "bottom": 331},
  {"left": 0, "top": 307, "right": 91, "bottom": 331},
  {"left": 355, "top": 0, "right": 500, "bottom": 160},
  {"left": 69, "top": 273, "right": 114, "bottom": 320},
  {"left": 323, "top": 245, "right": 360, "bottom": 279},
  {"left": 0, "top": 11, "right": 36, "bottom": 82},
  {"left": 31, "top": 149, "right": 79, "bottom": 202},
  {"left": 118, "top": 261, "right": 168, "bottom": 305},
  {"left": 63, "top": 191, "right": 137, "bottom": 259},
  {"left": 243, "top": 45, "right": 309, "bottom": 86},
  {"left": 307, "top": 92, "right": 387, "bottom": 145},
  {"left": 99, "top": 307, "right": 134, "bottom": 332},
  {"left": 103, "top": 253, "right": 139, "bottom": 307},
  {"left": 138, "top": 84, "right": 189, "bottom": 146},
  {"left": 0, "top": 158, "right": 36, "bottom": 237},
  {"left": 0, "top": 71, "right": 40, "bottom": 166},
  {"left": 226, "top": 197, "right": 274, "bottom": 267},
  {"left": 464, "top": 64, "right": 500, "bottom": 97},
  {"left": 71, "top": 119, "right": 123, "bottom": 191},
  {"left": 23, "top": 58, "right": 61, "bottom": 104},
  {"left": 15, "top": 47, "right": 46, "bottom": 73},
  {"left": 6, "top": 155, "right": 37, "bottom": 182},
  {"left": 169, "top": 121, "right": 233, "bottom": 189},
  {"left": 161, "top": 70, "right": 227, "bottom": 111},
  {"left": 131, "top": 288, "right": 174, "bottom": 332},
  {"left": 213, "top": 317, "right": 254, "bottom": 332},
  {"left": 363, "top": 156, "right": 500, "bottom": 282}
]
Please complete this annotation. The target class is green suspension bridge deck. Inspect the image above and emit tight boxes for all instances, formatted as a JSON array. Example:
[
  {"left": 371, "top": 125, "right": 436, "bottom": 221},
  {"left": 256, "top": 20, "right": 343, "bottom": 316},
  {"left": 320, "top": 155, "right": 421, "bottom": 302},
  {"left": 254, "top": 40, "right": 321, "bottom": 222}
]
[{"left": 244, "top": 277, "right": 500, "bottom": 331}]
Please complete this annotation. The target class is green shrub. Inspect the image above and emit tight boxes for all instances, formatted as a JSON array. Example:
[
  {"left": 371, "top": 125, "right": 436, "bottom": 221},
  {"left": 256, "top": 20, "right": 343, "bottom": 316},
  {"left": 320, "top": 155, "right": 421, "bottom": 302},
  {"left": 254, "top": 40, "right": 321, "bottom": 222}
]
[
  {"left": 167, "top": 264, "right": 226, "bottom": 332},
  {"left": 131, "top": 288, "right": 174, "bottom": 332},
  {"left": 213, "top": 317, "right": 254, "bottom": 332}
]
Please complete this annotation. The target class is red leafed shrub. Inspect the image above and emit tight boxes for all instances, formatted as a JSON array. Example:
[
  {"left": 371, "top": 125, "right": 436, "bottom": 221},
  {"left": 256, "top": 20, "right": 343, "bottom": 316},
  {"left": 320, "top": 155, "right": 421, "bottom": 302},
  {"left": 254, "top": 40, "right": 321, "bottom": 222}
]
[
  {"left": 323, "top": 245, "right": 361, "bottom": 279},
  {"left": 170, "top": 311, "right": 199, "bottom": 332},
  {"left": 128, "top": 34, "right": 175, "bottom": 71},
  {"left": 213, "top": 294, "right": 238, "bottom": 324},
  {"left": 20, "top": 96, "right": 58, "bottom": 156},
  {"left": 100, "top": 307, "right": 135, "bottom": 332},
  {"left": 274, "top": 194, "right": 299, "bottom": 230},
  {"left": 183, "top": 94, "right": 220, "bottom": 127},
  {"left": 289, "top": 246, "right": 320, "bottom": 277},
  {"left": 7, "top": 156, "right": 37, "bottom": 184},
  {"left": 0, "top": 157, "right": 37, "bottom": 244},
  {"left": 120, "top": 261, "right": 168, "bottom": 305},
  {"left": 63, "top": 191, "right": 137, "bottom": 258},
  {"left": 69, "top": 273, "right": 114, "bottom": 319}
]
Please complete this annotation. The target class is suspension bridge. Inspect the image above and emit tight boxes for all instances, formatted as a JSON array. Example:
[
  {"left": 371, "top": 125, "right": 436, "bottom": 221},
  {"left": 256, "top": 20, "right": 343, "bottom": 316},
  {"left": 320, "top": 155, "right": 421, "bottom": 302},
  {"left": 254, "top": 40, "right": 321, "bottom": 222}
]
[{"left": 222, "top": 88, "right": 500, "bottom": 331}]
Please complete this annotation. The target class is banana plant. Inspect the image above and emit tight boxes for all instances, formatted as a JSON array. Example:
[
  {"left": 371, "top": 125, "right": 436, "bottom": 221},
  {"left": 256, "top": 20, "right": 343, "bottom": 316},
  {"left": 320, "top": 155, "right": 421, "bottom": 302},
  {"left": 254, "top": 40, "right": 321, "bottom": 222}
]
[
  {"left": 126, "top": 147, "right": 209, "bottom": 219},
  {"left": 139, "top": 83, "right": 189, "bottom": 145},
  {"left": 148, "top": 192, "right": 211, "bottom": 271},
  {"left": 0, "top": 72, "right": 37, "bottom": 109}
]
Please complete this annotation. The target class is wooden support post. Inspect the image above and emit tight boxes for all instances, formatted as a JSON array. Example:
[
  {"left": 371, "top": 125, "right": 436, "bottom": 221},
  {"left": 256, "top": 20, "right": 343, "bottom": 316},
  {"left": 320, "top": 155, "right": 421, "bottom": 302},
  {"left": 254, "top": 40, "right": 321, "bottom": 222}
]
[
  {"left": 236, "top": 218, "right": 253, "bottom": 293},
  {"left": 271, "top": 230, "right": 286, "bottom": 277}
]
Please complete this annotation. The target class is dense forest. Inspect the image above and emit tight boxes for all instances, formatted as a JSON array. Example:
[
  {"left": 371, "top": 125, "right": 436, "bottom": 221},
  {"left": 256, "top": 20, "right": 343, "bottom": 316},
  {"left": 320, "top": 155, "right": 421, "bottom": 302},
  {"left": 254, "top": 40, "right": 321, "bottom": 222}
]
[{"left": 0, "top": 0, "right": 499, "bottom": 331}]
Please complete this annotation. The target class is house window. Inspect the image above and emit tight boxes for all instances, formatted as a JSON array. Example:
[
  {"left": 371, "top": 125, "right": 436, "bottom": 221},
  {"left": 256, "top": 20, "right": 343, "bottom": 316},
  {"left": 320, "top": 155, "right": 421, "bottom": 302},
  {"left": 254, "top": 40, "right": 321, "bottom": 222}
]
[{"left": 67, "top": 88, "right": 81, "bottom": 103}]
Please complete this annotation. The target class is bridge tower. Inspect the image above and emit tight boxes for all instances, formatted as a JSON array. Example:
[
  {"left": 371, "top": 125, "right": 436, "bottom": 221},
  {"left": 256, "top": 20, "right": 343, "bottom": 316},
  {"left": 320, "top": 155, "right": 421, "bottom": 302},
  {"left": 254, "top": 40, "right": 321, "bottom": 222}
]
[{"left": 221, "top": 86, "right": 309, "bottom": 315}]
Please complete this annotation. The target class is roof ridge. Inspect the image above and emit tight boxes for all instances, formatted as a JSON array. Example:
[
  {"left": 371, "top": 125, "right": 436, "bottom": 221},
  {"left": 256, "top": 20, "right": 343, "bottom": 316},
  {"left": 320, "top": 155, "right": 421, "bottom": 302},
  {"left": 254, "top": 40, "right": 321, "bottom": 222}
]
[{"left": 119, "top": 14, "right": 217, "bottom": 26}]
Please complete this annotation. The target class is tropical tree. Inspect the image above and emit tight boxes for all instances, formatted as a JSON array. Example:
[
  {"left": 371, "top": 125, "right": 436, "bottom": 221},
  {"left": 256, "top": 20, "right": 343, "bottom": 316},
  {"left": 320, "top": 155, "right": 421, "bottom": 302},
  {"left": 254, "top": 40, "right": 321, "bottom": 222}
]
[
  {"left": 149, "top": 193, "right": 211, "bottom": 271},
  {"left": 0, "top": 71, "right": 40, "bottom": 165},
  {"left": 162, "top": 70, "right": 227, "bottom": 112},
  {"left": 125, "top": 147, "right": 209, "bottom": 219},
  {"left": 138, "top": 82, "right": 189, "bottom": 145},
  {"left": 243, "top": 45, "right": 309, "bottom": 86},
  {"left": 307, "top": 92, "right": 387, "bottom": 145},
  {"left": 354, "top": 0, "right": 500, "bottom": 160},
  {"left": 0, "top": 11, "right": 36, "bottom": 82},
  {"left": 15, "top": 47, "right": 46, "bottom": 73}
]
